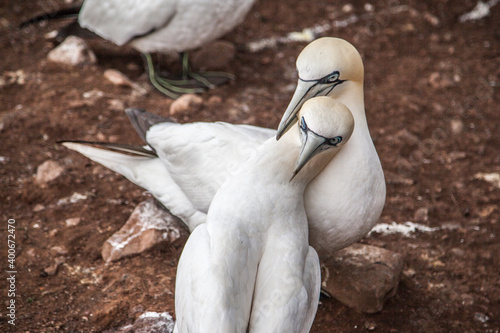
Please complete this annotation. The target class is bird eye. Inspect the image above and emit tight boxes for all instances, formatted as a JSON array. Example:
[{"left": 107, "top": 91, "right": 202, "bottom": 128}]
[
  {"left": 326, "top": 72, "right": 340, "bottom": 83},
  {"left": 327, "top": 136, "right": 342, "bottom": 145}
]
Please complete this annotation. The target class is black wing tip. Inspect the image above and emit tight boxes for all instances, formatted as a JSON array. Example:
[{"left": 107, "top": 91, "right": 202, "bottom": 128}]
[
  {"left": 125, "top": 107, "right": 172, "bottom": 125},
  {"left": 125, "top": 107, "right": 173, "bottom": 143},
  {"left": 58, "top": 139, "right": 109, "bottom": 145},
  {"left": 59, "top": 140, "right": 158, "bottom": 158},
  {"left": 124, "top": 107, "right": 147, "bottom": 115}
]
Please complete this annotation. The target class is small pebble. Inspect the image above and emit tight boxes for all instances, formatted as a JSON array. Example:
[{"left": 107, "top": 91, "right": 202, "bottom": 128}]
[
  {"left": 107, "top": 99, "right": 125, "bottom": 111},
  {"left": 50, "top": 246, "right": 68, "bottom": 255},
  {"left": 170, "top": 94, "right": 203, "bottom": 116},
  {"left": 104, "top": 69, "right": 134, "bottom": 87},
  {"left": 414, "top": 207, "right": 429, "bottom": 222},
  {"left": 365, "top": 320, "right": 377, "bottom": 331},
  {"left": 423, "top": 12, "right": 440, "bottom": 26},
  {"left": 43, "top": 256, "right": 66, "bottom": 276},
  {"left": 65, "top": 217, "right": 81, "bottom": 227},
  {"left": 474, "top": 312, "right": 489, "bottom": 323},
  {"left": 207, "top": 95, "right": 222, "bottom": 105},
  {"left": 35, "top": 160, "right": 64, "bottom": 185},
  {"left": 460, "top": 294, "right": 474, "bottom": 306},
  {"left": 403, "top": 267, "right": 416, "bottom": 278},
  {"left": 450, "top": 119, "right": 464, "bottom": 134},
  {"left": 33, "top": 204, "right": 45, "bottom": 212},
  {"left": 342, "top": 4, "right": 354, "bottom": 13}
]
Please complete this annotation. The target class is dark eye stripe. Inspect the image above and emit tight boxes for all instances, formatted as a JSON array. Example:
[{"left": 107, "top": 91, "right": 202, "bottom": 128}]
[{"left": 300, "top": 70, "right": 342, "bottom": 83}]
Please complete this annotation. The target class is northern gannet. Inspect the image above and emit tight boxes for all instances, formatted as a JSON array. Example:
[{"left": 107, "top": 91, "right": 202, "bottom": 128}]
[
  {"left": 22, "top": 0, "right": 256, "bottom": 97},
  {"left": 173, "top": 97, "right": 355, "bottom": 333},
  {"left": 62, "top": 37, "right": 386, "bottom": 259}
]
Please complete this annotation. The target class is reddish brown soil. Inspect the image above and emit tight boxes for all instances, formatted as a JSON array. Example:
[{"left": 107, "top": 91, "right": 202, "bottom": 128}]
[{"left": 1, "top": 0, "right": 499, "bottom": 332}]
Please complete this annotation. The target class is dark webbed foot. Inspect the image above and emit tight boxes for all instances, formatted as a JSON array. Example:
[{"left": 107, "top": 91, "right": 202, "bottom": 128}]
[{"left": 143, "top": 53, "right": 234, "bottom": 99}]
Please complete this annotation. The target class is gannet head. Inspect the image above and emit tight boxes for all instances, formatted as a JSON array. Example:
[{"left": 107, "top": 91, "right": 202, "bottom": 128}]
[
  {"left": 291, "top": 96, "right": 354, "bottom": 180},
  {"left": 277, "top": 37, "right": 363, "bottom": 140}
]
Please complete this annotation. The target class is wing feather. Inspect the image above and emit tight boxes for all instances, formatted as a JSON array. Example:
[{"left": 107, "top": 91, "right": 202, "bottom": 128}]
[{"left": 79, "top": 0, "right": 178, "bottom": 45}]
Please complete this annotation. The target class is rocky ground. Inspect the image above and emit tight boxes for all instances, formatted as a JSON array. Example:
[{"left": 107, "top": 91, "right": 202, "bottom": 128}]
[{"left": 1, "top": 0, "right": 499, "bottom": 332}]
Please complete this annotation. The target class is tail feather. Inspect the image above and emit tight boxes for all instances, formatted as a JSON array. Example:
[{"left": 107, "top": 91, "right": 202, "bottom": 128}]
[
  {"left": 61, "top": 141, "right": 157, "bottom": 179},
  {"left": 61, "top": 141, "right": 166, "bottom": 196},
  {"left": 125, "top": 108, "right": 173, "bottom": 143},
  {"left": 20, "top": 5, "right": 82, "bottom": 28},
  {"left": 61, "top": 141, "right": 206, "bottom": 230}
]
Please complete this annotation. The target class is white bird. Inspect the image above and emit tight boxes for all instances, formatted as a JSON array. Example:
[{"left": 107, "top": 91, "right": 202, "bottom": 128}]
[
  {"left": 174, "top": 97, "right": 355, "bottom": 333},
  {"left": 22, "top": 0, "right": 256, "bottom": 97},
  {"left": 62, "top": 37, "right": 386, "bottom": 259}
]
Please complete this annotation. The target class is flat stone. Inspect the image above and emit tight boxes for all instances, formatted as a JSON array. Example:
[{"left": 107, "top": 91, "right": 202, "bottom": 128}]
[
  {"left": 321, "top": 243, "right": 404, "bottom": 313},
  {"left": 47, "top": 36, "right": 97, "bottom": 66},
  {"left": 102, "top": 199, "right": 185, "bottom": 262},
  {"left": 35, "top": 160, "right": 64, "bottom": 185}
]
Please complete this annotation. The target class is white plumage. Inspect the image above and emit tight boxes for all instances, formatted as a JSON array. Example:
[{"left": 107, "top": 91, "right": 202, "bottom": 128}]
[
  {"left": 78, "top": 0, "right": 255, "bottom": 54},
  {"left": 173, "top": 97, "right": 355, "bottom": 333},
  {"left": 63, "top": 37, "right": 386, "bottom": 259}
]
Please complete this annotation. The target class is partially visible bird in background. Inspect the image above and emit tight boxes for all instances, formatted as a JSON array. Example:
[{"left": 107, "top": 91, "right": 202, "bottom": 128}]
[{"left": 21, "top": 0, "right": 256, "bottom": 98}]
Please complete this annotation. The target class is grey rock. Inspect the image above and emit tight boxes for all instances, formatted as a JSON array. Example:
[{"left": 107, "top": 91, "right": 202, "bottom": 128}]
[
  {"left": 102, "top": 199, "right": 186, "bottom": 262},
  {"left": 321, "top": 243, "right": 404, "bottom": 313},
  {"left": 47, "top": 35, "right": 97, "bottom": 66},
  {"left": 107, "top": 312, "right": 175, "bottom": 333}
]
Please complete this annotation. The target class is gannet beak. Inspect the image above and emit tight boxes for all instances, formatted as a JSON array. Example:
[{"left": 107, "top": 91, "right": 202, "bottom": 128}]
[
  {"left": 276, "top": 80, "right": 318, "bottom": 140},
  {"left": 291, "top": 133, "right": 326, "bottom": 181}
]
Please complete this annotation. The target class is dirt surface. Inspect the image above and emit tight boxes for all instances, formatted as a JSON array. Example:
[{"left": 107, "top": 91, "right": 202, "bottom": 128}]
[{"left": 1, "top": 0, "right": 499, "bottom": 332}]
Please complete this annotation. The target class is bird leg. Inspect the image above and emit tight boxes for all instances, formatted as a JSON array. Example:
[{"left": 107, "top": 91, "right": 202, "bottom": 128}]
[
  {"left": 144, "top": 53, "right": 235, "bottom": 98},
  {"left": 180, "top": 52, "right": 236, "bottom": 89},
  {"left": 143, "top": 53, "right": 204, "bottom": 99}
]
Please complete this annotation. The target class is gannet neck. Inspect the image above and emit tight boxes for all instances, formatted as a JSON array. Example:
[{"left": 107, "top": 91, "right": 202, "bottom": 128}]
[
  {"left": 332, "top": 80, "right": 367, "bottom": 132},
  {"left": 251, "top": 128, "right": 310, "bottom": 188}
]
